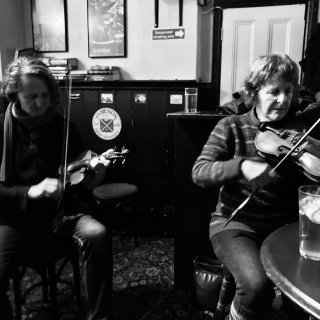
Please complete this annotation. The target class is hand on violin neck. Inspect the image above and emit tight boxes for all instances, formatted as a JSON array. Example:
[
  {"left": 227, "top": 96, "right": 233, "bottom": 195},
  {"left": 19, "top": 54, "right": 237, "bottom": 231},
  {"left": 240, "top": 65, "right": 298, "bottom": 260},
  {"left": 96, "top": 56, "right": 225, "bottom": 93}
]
[
  {"left": 28, "top": 178, "right": 62, "bottom": 201},
  {"left": 82, "top": 157, "right": 110, "bottom": 190},
  {"left": 241, "top": 160, "right": 278, "bottom": 190},
  {"left": 87, "top": 156, "right": 111, "bottom": 174},
  {"left": 101, "top": 148, "right": 116, "bottom": 159}
]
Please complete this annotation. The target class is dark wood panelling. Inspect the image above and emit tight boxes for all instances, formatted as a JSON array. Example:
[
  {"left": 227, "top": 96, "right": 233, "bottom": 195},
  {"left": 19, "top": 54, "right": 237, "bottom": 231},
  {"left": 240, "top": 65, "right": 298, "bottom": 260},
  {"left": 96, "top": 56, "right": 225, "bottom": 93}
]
[
  {"left": 58, "top": 82, "right": 186, "bottom": 216},
  {"left": 131, "top": 90, "right": 152, "bottom": 205},
  {"left": 167, "top": 112, "right": 224, "bottom": 289}
]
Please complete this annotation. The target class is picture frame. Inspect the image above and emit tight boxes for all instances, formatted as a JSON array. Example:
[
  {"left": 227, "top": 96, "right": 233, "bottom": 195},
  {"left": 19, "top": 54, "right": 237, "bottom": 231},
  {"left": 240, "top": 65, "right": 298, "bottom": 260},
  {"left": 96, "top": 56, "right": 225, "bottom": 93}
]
[
  {"left": 31, "top": 0, "right": 68, "bottom": 53},
  {"left": 101, "top": 93, "right": 114, "bottom": 104},
  {"left": 87, "top": 0, "right": 127, "bottom": 58},
  {"left": 134, "top": 93, "right": 147, "bottom": 104}
]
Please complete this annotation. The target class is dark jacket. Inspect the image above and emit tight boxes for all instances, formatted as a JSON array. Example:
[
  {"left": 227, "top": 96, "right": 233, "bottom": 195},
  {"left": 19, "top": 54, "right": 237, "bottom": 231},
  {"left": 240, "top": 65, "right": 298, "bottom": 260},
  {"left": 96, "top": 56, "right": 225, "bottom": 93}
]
[{"left": 0, "top": 111, "right": 84, "bottom": 224}]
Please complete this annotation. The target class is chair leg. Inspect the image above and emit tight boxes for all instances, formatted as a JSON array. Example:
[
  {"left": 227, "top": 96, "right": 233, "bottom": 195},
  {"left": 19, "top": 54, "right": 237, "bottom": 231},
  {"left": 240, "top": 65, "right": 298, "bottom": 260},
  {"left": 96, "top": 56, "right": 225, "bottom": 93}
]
[
  {"left": 131, "top": 204, "right": 139, "bottom": 247},
  {"left": 38, "top": 266, "right": 49, "bottom": 304},
  {"left": 116, "top": 202, "right": 139, "bottom": 247},
  {"left": 71, "top": 250, "right": 83, "bottom": 311},
  {"left": 47, "top": 263, "right": 59, "bottom": 320},
  {"left": 213, "top": 271, "right": 236, "bottom": 320},
  {"left": 12, "top": 268, "right": 23, "bottom": 320},
  {"left": 13, "top": 246, "right": 84, "bottom": 319}
]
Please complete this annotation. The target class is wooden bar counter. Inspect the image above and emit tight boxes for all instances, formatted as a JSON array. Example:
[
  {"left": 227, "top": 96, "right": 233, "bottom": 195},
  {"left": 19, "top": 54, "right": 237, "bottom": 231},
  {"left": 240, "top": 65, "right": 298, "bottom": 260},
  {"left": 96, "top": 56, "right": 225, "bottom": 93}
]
[{"left": 166, "top": 111, "right": 224, "bottom": 289}]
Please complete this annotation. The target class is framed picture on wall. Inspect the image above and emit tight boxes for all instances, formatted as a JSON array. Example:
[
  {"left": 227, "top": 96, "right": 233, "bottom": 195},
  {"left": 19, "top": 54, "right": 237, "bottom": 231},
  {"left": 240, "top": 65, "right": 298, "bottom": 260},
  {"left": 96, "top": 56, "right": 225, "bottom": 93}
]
[
  {"left": 31, "top": 0, "right": 68, "bottom": 52},
  {"left": 87, "top": 0, "right": 126, "bottom": 58}
]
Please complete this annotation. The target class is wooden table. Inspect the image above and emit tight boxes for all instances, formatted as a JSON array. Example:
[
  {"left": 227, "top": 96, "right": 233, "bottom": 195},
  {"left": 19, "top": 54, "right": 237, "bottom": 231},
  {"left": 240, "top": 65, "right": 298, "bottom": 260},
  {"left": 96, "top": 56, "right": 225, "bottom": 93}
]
[{"left": 260, "top": 222, "right": 320, "bottom": 319}]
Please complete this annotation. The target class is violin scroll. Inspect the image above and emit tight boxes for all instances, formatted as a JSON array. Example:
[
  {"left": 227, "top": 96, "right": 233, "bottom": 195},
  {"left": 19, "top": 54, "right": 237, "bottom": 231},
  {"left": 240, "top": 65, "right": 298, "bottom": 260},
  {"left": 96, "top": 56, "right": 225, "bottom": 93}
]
[
  {"left": 103, "top": 146, "right": 129, "bottom": 166},
  {"left": 65, "top": 146, "right": 130, "bottom": 173},
  {"left": 65, "top": 146, "right": 130, "bottom": 187}
]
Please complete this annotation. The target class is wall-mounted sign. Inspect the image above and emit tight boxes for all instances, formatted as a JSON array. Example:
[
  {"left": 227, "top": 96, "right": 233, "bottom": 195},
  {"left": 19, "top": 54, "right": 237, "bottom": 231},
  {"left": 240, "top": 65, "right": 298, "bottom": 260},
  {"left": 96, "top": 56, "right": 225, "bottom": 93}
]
[
  {"left": 92, "top": 108, "right": 121, "bottom": 140},
  {"left": 134, "top": 93, "right": 147, "bottom": 103},
  {"left": 101, "top": 93, "right": 114, "bottom": 104},
  {"left": 152, "top": 28, "right": 185, "bottom": 40},
  {"left": 170, "top": 94, "right": 183, "bottom": 104}
]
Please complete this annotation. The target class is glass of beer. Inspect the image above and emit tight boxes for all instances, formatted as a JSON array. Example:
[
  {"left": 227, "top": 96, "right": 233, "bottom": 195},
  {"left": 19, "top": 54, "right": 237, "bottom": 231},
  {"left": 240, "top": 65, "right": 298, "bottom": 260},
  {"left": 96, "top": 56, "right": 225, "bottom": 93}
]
[
  {"left": 184, "top": 88, "right": 198, "bottom": 113},
  {"left": 299, "top": 185, "right": 320, "bottom": 260}
]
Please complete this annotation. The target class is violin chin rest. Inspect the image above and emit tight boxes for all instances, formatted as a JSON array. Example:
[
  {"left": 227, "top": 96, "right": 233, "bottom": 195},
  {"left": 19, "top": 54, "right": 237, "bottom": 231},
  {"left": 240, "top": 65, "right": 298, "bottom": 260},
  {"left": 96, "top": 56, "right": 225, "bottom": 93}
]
[{"left": 69, "top": 170, "right": 86, "bottom": 186}]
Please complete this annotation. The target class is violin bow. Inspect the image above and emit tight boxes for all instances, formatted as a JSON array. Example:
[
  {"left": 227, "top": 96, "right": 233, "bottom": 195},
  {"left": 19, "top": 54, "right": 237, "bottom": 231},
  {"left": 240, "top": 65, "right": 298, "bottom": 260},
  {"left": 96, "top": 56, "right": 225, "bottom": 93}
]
[
  {"left": 54, "top": 73, "right": 72, "bottom": 229},
  {"left": 224, "top": 116, "right": 320, "bottom": 227}
]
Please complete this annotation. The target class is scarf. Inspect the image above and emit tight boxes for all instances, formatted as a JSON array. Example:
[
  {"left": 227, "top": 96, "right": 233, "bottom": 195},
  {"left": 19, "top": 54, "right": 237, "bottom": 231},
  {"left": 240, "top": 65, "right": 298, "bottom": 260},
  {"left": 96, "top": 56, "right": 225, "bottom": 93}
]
[{"left": 0, "top": 102, "right": 54, "bottom": 182}]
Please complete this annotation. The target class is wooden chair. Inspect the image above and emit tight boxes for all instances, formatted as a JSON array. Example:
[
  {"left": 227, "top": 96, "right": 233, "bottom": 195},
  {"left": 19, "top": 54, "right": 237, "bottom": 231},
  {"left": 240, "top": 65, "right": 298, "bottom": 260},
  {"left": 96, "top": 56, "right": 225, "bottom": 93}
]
[{"left": 11, "top": 234, "right": 83, "bottom": 320}]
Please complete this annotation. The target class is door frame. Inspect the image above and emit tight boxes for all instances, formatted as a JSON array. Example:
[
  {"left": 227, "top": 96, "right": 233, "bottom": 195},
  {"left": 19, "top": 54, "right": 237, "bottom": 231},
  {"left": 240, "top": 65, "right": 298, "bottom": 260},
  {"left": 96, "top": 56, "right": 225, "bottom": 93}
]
[{"left": 210, "top": 0, "right": 319, "bottom": 108}]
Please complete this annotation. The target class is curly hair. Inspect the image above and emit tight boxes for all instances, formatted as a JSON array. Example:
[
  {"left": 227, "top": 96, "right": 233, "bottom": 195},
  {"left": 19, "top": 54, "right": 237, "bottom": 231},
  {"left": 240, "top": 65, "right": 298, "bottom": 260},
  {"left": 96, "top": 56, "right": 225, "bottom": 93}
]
[
  {"left": 1, "top": 57, "right": 60, "bottom": 105},
  {"left": 242, "top": 53, "right": 300, "bottom": 107}
]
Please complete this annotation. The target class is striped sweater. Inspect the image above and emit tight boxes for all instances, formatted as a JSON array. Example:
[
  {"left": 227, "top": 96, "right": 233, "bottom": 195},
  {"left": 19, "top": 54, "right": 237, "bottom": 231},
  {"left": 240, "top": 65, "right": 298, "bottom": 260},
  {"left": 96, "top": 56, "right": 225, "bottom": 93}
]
[{"left": 192, "top": 108, "right": 307, "bottom": 235}]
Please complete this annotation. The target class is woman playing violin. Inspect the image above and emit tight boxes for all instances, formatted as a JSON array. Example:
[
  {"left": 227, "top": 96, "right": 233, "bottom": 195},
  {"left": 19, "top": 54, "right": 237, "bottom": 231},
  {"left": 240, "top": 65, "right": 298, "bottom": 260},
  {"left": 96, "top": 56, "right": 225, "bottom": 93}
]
[
  {"left": 192, "top": 53, "right": 312, "bottom": 320},
  {"left": 0, "top": 57, "right": 112, "bottom": 320}
]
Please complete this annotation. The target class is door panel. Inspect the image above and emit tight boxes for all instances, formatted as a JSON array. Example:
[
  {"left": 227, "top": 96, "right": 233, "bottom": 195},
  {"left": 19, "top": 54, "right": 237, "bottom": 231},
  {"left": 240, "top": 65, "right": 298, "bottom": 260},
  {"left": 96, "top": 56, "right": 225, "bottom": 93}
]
[{"left": 220, "top": 4, "right": 306, "bottom": 105}]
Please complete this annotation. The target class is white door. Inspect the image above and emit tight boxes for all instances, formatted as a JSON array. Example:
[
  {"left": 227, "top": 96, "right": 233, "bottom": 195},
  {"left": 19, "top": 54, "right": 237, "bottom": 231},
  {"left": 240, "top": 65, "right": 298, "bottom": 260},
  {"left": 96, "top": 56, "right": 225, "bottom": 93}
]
[{"left": 219, "top": 4, "right": 306, "bottom": 106}]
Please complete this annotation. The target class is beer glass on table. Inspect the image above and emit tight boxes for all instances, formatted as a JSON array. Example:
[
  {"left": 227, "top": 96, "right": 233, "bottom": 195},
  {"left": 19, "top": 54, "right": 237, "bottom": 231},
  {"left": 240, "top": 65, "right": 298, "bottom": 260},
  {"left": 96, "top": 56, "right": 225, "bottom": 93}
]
[{"left": 299, "top": 185, "right": 320, "bottom": 260}]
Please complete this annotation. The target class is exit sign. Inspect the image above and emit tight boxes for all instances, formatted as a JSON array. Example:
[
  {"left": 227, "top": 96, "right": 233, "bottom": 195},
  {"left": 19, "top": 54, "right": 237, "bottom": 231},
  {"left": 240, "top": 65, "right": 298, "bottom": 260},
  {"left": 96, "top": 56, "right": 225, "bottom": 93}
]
[{"left": 152, "top": 28, "right": 185, "bottom": 40}]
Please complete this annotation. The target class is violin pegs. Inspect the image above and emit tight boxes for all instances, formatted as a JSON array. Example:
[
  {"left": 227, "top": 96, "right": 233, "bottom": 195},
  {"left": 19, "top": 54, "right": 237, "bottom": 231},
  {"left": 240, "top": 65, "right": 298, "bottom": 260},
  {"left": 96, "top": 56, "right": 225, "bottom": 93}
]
[
  {"left": 122, "top": 146, "right": 129, "bottom": 154},
  {"left": 259, "top": 123, "right": 268, "bottom": 131}
]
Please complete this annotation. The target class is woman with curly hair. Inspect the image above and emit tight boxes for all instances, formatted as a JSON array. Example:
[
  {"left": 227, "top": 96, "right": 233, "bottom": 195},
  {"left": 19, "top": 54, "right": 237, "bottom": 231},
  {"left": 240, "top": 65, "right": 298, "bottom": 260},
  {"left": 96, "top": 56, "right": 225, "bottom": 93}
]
[{"left": 193, "top": 53, "right": 312, "bottom": 320}]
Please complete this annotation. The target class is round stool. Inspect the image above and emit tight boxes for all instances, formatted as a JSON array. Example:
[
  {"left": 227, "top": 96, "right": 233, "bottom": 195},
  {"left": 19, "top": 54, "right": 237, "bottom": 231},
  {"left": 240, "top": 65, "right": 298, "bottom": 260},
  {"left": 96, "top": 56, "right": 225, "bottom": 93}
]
[{"left": 92, "top": 183, "right": 139, "bottom": 246}]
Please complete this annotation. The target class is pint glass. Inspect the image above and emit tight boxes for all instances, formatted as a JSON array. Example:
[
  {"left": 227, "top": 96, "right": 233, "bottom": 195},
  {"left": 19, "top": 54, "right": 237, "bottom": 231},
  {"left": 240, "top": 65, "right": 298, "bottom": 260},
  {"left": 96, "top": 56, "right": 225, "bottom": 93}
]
[
  {"left": 184, "top": 88, "right": 198, "bottom": 113},
  {"left": 299, "top": 185, "right": 320, "bottom": 260}
]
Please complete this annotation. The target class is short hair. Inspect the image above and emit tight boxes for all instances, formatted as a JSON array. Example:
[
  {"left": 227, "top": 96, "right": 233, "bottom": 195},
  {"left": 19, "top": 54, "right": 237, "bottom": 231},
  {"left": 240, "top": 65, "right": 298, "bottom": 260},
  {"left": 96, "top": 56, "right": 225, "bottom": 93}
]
[
  {"left": 242, "top": 53, "right": 300, "bottom": 107},
  {"left": 1, "top": 57, "right": 60, "bottom": 105}
]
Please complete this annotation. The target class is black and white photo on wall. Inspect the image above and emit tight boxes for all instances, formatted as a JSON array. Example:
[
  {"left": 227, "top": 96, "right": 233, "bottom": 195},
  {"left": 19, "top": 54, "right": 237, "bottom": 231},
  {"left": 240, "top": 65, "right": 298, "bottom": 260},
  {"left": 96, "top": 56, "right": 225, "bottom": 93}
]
[
  {"left": 31, "top": 0, "right": 68, "bottom": 52},
  {"left": 101, "top": 93, "right": 114, "bottom": 104},
  {"left": 87, "top": 0, "right": 126, "bottom": 58}
]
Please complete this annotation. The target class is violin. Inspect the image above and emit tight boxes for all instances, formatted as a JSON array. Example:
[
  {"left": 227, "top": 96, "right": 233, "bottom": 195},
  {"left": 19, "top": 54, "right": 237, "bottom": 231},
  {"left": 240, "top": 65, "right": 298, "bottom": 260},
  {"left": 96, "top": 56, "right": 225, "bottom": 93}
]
[
  {"left": 66, "top": 147, "right": 129, "bottom": 173},
  {"left": 224, "top": 116, "right": 320, "bottom": 227},
  {"left": 63, "top": 147, "right": 129, "bottom": 186},
  {"left": 255, "top": 125, "right": 320, "bottom": 182}
]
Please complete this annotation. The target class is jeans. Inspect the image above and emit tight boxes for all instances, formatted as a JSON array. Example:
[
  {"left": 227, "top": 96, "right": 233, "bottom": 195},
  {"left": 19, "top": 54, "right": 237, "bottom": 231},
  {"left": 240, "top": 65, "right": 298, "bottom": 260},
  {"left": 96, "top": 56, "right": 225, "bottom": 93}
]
[
  {"left": 211, "top": 229, "right": 275, "bottom": 320},
  {"left": 0, "top": 214, "right": 112, "bottom": 320}
]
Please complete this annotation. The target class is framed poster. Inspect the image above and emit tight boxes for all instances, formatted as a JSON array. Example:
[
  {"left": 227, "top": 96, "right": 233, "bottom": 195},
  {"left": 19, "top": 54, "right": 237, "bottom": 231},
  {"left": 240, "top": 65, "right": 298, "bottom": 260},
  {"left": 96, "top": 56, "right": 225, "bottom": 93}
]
[
  {"left": 87, "top": 0, "right": 126, "bottom": 58},
  {"left": 31, "top": 0, "right": 68, "bottom": 53}
]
